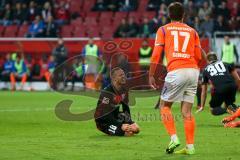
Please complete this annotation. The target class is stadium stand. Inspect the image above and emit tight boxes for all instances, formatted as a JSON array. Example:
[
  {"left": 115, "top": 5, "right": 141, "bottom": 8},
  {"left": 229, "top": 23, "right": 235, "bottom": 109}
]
[{"left": 0, "top": 0, "right": 239, "bottom": 38}]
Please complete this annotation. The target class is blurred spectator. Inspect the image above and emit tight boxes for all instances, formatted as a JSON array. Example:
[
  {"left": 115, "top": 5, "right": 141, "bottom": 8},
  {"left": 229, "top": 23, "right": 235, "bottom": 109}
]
[
  {"left": 27, "top": 1, "right": 39, "bottom": 22},
  {"left": 147, "top": 0, "right": 162, "bottom": 11},
  {"left": 55, "top": 0, "right": 69, "bottom": 25},
  {"left": 214, "top": 15, "right": 230, "bottom": 32},
  {"left": 114, "top": 18, "right": 129, "bottom": 38},
  {"left": 52, "top": 38, "right": 68, "bottom": 66},
  {"left": 139, "top": 17, "right": 155, "bottom": 38},
  {"left": 157, "top": 3, "right": 167, "bottom": 17},
  {"left": 229, "top": 17, "right": 239, "bottom": 32},
  {"left": 45, "top": 55, "right": 56, "bottom": 87},
  {"left": 230, "top": 2, "right": 239, "bottom": 17},
  {"left": 200, "top": 15, "right": 214, "bottom": 38},
  {"left": 82, "top": 38, "right": 102, "bottom": 89},
  {"left": 216, "top": 1, "right": 230, "bottom": 19},
  {"left": 118, "top": 0, "right": 138, "bottom": 12},
  {"left": 138, "top": 39, "right": 152, "bottom": 71},
  {"left": 193, "top": 16, "right": 201, "bottom": 33},
  {"left": 184, "top": 0, "right": 197, "bottom": 19},
  {"left": 71, "top": 58, "right": 85, "bottom": 91},
  {"left": 10, "top": 54, "right": 28, "bottom": 90},
  {"left": 105, "top": 0, "right": 119, "bottom": 11},
  {"left": 12, "top": 2, "right": 25, "bottom": 25},
  {"left": 221, "top": 36, "right": 239, "bottom": 65},
  {"left": 27, "top": 15, "right": 45, "bottom": 37},
  {"left": 92, "top": 0, "right": 107, "bottom": 11},
  {"left": 198, "top": 1, "right": 212, "bottom": 20},
  {"left": 44, "top": 15, "right": 58, "bottom": 37},
  {"left": 127, "top": 17, "right": 138, "bottom": 37},
  {"left": 1, "top": 54, "right": 13, "bottom": 82},
  {"left": 41, "top": 1, "right": 53, "bottom": 22},
  {"left": 0, "top": 3, "right": 13, "bottom": 26}
]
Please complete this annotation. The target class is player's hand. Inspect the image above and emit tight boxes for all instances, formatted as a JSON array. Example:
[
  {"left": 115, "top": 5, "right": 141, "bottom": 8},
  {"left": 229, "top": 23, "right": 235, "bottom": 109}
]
[
  {"left": 121, "top": 124, "right": 130, "bottom": 132},
  {"left": 149, "top": 76, "right": 157, "bottom": 89},
  {"left": 195, "top": 106, "right": 204, "bottom": 114}
]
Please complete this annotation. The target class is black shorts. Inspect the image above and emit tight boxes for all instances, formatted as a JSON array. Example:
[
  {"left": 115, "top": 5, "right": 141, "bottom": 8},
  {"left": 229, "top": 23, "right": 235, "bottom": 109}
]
[
  {"left": 210, "top": 84, "right": 237, "bottom": 108},
  {"left": 95, "top": 118, "right": 134, "bottom": 136},
  {"left": 96, "top": 121, "right": 125, "bottom": 136}
]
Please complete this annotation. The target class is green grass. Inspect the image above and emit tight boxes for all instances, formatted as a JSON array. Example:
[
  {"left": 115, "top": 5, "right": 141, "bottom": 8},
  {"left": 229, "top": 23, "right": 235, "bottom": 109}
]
[{"left": 0, "top": 91, "right": 240, "bottom": 160}]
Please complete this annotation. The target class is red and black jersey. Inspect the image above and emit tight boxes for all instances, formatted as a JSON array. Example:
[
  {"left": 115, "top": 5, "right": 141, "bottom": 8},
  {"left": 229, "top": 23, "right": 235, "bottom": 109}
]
[{"left": 94, "top": 84, "right": 132, "bottom": 125}]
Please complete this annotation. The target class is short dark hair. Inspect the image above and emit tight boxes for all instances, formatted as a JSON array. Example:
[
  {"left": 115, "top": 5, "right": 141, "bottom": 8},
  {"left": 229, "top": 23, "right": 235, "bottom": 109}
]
[
  {"left": 207, "top": 52, "right": 218, "bottom": 62},
  {"left": 168, "top": 2, "right": 184, "bottom": 21}
]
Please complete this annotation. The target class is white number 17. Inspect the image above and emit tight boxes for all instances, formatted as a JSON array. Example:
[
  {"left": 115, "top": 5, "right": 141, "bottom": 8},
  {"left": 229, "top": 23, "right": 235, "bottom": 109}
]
[{"left": 171, "top": 31, "right": 190, "bottom": 53}]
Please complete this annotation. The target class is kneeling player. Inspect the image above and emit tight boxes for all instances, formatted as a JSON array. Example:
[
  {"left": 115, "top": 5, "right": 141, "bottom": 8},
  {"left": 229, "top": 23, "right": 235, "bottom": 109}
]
[
  {"left": 198, "top": 52, "right": 240, "bottom": 115},
  {"left": 94, "top": 67, "right": 140, "bottom": 136}
]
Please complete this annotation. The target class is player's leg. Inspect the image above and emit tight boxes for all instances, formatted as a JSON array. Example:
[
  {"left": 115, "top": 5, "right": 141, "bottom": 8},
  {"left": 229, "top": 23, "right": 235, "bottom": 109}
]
[
  {"left": 19, "top": 73, "right": 27, "bottom": 90},
  {"left": 224, "top": 120, "right": 240, "bottom": 128},
  {"left": 224, "top": 85, "right": 239, "bottom": 114},
  {"left": 175, "top": 101, "right": 195, "bottom": 155},
  {"left": 160, "top": 70, "right": 189, "bottom": 153},
  {"left": 222, "top": 108, "right": 240, "bottom": 124},
  {"left": 209, "top": 93, "right": 226, "bottom": 115},
  {"left": 10, "top": 73, "right": 16, "bottom": 90},
  {"left": 175, "top": 68, "right": 198, "bottom": 155},
  {"left": 160, "top": 100, "right": 180, "bottom": 154}
]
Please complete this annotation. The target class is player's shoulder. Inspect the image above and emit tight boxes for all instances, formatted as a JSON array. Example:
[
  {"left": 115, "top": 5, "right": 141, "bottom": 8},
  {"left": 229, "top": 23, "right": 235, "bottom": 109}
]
[{"left": 160, "top": 22, "right": 197, "bottom": 34}]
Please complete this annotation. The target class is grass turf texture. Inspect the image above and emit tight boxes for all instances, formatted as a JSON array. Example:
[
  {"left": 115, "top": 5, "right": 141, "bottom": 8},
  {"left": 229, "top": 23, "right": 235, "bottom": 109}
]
[{"left": 0, "top": 91, "right": 240, "bottom": 160}]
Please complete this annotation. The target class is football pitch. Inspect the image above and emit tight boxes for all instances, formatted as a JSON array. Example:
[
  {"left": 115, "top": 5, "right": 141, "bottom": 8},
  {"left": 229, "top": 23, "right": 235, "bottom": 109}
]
[{"left": 0, "top": 91, "right": 239, "bottom": 160}]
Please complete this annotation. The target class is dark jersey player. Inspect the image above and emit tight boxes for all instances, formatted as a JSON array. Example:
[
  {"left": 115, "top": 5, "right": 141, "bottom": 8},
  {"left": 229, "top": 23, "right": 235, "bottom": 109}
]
[
  {"left": 94, "top": 67, "right": 140, "bottom": 136},
  {"left": 197, "top": 52, "right": 240, "bottom": 115}
]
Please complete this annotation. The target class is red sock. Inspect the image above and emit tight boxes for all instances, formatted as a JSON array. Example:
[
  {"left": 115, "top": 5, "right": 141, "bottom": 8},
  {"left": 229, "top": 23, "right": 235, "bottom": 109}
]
[
  {"left": 160, "top": 107, "right": 176, "bottom": 136},
  {"left": 184, "top": 116, "right": 195, "bottom": 144}
]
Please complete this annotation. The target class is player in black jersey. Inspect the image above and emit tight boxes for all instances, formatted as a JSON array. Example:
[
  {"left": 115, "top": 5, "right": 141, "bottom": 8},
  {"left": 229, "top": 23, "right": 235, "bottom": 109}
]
[
  {"left": 94, "top": 67, "right": 140, "bottom": 136},
  {"left": 197, "top": 52, "right": 240, "bottom": 115}
]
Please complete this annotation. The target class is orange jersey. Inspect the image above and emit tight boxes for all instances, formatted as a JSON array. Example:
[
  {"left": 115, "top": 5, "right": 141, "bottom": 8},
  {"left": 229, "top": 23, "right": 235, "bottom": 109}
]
[{"left": 151, "top": 22, "right": 202, "bottom": 72}]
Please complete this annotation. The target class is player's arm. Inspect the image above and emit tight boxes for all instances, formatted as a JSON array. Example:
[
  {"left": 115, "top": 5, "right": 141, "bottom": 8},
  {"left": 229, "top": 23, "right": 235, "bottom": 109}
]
[
  {"left": 231, "top": 69, "right": 240, "bottom": 90},
  {"left": 96, "top": 91, "right": 122, "bottom": 125},
  {"left": 197, "top": 71, "right": 208, "bottom": 113},
  {"left": 194, "top": 31, "right": 206, "bottom": 64},
  {"left": 149, "top": 27, "right": 165, "bottom": 88}
]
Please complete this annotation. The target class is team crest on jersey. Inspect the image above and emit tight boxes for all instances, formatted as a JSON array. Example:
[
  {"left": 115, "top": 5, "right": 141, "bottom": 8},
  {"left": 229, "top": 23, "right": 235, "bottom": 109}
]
[{"left": 102, "top": 97, "right": 110, "bottom": 104}]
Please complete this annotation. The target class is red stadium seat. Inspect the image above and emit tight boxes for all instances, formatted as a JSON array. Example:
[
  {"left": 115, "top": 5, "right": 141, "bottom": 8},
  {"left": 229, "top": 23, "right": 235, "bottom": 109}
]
[
  {"left": 101, "top": 26, "right": 114, "bottom": 39},
  {"left": 87, "top": 12, "right": 100, "bottom": 18},
  {"left": 69, "top": 0, "right": 82, "bottom": 14},
  {"left": 128, "top": 12, "right": 142, "bottom": 23},
  {"left": 84, "top": 17, "right": 98, "bottom": 26},
  {"left": 87, "top": 26, "right": 100, "bottom": 37},
  {"left": 71, "top": 17, "right": 84, "bottom": 27},
  {"left": 114, "top": 12, "right": 128, "bottom": 21},
  {"left": 61, "top": 25, "right": 73, "bottom": 37},
  {"left": 0, "top": 26, "right": 5, "bottom": 36},
  {"left": 3, "top": 25, "right": 18, "bottom": 37},
  {"left": 73, "top": 26, "right": 86, "bottom": 37},
  {"left": 82, "top": 0, "right": 95, "bottom": 12},
  {"left": 17, "top": 24, "right": 29, "bottom": 37},
  {"left": 138, "top": 0, "right": 148, "bottom": 12},
  {"left": 99, "top": 18, "right": 112, "bottom": 26},
  {"left": 143, "top": 11, "right": 156, "bottom": 19},
  {"left": 99, "top": 12, "right": 114, "bottom": 20}
]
